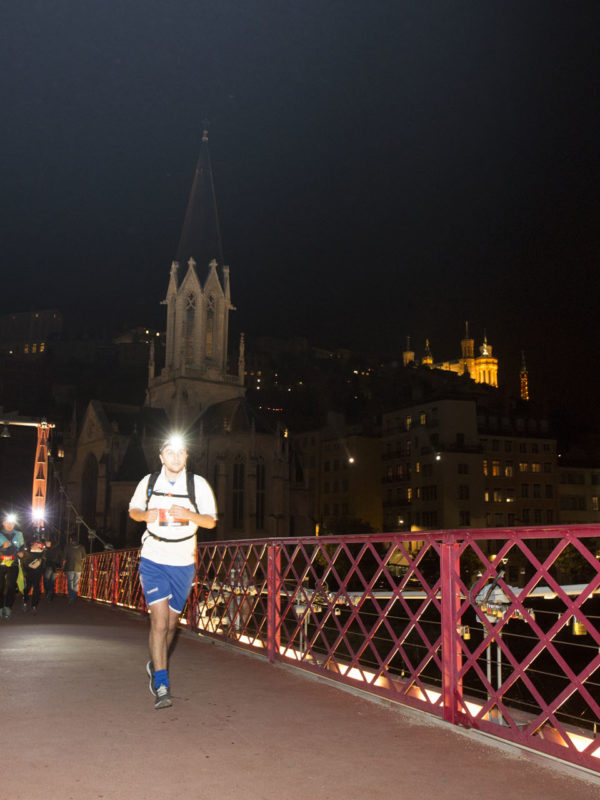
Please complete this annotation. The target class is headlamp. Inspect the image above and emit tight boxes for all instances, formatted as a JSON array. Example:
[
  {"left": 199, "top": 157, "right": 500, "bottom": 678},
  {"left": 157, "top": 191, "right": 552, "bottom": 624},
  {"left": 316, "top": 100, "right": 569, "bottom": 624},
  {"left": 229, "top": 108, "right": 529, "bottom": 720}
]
[
  {"left": 4, "top": 513, "right": 17, "bottom": 524},
  {"left": 161, "top": 434, "right": 186, "bottom": 452}
]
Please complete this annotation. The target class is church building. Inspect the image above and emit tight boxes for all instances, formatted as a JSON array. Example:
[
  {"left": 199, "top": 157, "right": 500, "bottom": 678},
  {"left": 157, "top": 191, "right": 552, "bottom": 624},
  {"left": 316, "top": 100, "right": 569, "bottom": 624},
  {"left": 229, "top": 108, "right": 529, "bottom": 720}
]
[
  {"left": 66, "top": 131, "right": 312, "bottom": 545},
  {"left": 402, "top": 322, "right": 499, "bottom": 388}
]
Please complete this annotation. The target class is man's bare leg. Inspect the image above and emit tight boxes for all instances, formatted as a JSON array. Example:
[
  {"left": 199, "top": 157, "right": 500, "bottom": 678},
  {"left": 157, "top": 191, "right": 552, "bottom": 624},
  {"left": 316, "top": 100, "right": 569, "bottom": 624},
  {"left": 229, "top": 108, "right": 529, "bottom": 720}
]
[{"left": 149, "top": 600, "right": 180, "bottom": 671}]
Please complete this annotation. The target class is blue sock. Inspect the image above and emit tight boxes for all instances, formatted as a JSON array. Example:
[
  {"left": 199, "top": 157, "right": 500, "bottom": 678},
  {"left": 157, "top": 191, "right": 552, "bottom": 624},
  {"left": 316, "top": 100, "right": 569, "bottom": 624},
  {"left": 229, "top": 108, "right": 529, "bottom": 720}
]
[{"left": 154, "top": 669, "right": 169, "bottom": 690}]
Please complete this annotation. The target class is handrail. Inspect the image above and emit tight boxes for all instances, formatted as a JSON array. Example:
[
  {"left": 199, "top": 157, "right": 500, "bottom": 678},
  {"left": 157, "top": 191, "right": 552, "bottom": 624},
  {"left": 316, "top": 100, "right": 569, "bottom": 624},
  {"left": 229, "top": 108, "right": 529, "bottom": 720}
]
[{"left": 73, "top": 524, "right": 600, "bottom": 773}]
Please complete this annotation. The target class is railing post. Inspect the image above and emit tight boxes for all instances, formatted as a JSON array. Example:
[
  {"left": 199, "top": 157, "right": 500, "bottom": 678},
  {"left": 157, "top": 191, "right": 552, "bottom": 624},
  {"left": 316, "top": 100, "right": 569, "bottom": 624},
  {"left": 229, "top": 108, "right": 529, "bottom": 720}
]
[
  {"left": 90, "top": 556, "right": 96, "bottom": 600},
  {"left": 112, "top": 553, "right": 120, "bottom": 606},
  {"left": 186, "top": 546, "right": 201, "bottom": 632},
  {"left": 267, "top": 543, "right": 281, "bottom": 662},
  {"left": 440, "top": 539, "right": 463, "bottom": 724}
]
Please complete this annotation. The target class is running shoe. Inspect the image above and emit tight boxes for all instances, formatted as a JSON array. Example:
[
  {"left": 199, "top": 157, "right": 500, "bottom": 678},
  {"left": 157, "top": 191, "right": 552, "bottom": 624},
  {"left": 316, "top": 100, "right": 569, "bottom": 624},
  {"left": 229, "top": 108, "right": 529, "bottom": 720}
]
[
  {"left": 154, "top": 685, "right": 172, "bottom": 709},
  {"left": 146, "top": 660, "right": 157, "bottom": 696}
]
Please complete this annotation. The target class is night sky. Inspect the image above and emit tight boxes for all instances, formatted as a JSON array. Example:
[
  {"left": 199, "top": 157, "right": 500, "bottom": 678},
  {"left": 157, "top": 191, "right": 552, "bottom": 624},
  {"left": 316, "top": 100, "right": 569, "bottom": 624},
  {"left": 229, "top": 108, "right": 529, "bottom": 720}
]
[{"left": 1, "top": 1, "right": 599, "bottom": 422}]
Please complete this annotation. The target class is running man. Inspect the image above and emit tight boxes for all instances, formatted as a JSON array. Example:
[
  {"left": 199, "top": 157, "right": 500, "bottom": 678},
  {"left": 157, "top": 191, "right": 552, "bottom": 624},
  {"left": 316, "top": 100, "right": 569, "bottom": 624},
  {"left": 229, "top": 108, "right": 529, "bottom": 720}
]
[{"left": 129, "top": 435, "right": 217, "bottom": 709}]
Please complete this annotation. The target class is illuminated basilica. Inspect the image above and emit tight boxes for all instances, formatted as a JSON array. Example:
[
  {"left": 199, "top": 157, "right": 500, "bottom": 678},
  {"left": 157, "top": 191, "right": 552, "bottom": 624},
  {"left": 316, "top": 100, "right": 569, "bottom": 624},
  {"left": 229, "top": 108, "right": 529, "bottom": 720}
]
[{"left": 402, "top": 322, "right": 499, "bottom": 388}]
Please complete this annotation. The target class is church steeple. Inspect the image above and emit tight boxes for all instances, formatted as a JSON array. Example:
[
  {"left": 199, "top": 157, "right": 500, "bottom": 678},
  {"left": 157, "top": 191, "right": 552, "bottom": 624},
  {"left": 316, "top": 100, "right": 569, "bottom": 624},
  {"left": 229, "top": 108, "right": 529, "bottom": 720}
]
[
  {"left": 146, "top": 132, "right": 244, "bottom": 426},
  {"left": 176, "top": 127, "right": 224, "bottom": 274},
  {"left": 422, "top": 338, "right": 433, "bottom": 366},
  {"left": 461, "top": 321, "right": 474, "bottom": 359}
]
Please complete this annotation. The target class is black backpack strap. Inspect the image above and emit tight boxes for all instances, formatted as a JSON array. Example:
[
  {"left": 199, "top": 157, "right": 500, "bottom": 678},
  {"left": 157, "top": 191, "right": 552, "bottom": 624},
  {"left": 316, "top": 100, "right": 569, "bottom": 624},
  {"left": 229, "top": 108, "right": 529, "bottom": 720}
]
[
  {"left": 144, "top": 530, "right": 196, "bottom": 543},
  {"left": 145, "top": 471, "right": 160, "bottom": 510},
  {"left": 186, "top": 471, "right": 199, "bottom": 513},
  {"left": 145, "top": 470, "right": 199, "bottom": 513}
]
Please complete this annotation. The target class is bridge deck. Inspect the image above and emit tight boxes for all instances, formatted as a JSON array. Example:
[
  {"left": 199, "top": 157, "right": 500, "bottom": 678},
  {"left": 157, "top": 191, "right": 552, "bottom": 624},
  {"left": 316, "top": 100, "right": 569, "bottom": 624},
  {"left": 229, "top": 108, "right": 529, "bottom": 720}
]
[{"left": 2, "top": 598, "right": 599, "bottom": 800}]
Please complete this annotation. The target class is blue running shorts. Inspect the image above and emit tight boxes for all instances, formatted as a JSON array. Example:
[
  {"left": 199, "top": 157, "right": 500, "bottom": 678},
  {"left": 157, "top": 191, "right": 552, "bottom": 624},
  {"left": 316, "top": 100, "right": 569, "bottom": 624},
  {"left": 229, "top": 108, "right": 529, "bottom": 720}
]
[{"left": 139, "top": 558, "right": 196, "bottom": 614}]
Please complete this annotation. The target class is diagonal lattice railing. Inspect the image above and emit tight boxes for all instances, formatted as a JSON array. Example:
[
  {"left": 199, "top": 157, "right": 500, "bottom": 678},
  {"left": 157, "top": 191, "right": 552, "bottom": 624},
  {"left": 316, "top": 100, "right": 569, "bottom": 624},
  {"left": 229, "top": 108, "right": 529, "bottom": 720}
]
[{"left": 70, "top": 525, "right": 600, "bottom": 772}]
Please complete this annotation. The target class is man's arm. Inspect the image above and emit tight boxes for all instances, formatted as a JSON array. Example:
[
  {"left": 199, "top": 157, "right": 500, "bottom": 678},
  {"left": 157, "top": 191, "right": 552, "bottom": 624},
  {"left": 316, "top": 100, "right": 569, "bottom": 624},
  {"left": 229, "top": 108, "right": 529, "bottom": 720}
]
[
  {"left": 167, "top": 505, "right": 216, "bottom": 529},
  {"left": 129, "top": 508, "right": 159, "bottom": 524},
  {"left": 128, "top": 474, "right": 158, "bottom": 525}
]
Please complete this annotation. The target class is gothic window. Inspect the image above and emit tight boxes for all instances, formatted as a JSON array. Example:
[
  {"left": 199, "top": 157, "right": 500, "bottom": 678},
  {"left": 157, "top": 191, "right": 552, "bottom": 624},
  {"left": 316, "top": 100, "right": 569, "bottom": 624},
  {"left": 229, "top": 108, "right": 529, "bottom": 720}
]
[
  {"left": 184, "top": 293, "right": 196, "bottom": 365},
  {"left": 206, "top": 294, "right": 215, "bottom": 358}
]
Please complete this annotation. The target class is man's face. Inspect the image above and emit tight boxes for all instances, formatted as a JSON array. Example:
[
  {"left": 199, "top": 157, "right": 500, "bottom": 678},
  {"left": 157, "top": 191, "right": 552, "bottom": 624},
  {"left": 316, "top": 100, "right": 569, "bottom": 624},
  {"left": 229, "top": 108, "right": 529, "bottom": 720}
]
[
  {"left": 160, "top": 445, "right": 188, "bottom": 475},
  {"left": 2, "top": 519, "right": 15, "bottom": 533}
]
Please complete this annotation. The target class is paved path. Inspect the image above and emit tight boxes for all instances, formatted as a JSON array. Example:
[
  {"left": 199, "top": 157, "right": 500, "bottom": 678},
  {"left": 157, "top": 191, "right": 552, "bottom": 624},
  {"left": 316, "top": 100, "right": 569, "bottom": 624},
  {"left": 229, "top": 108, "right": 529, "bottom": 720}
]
[{"left": 1, "top": 597, "right": 599, "bottom": 800}]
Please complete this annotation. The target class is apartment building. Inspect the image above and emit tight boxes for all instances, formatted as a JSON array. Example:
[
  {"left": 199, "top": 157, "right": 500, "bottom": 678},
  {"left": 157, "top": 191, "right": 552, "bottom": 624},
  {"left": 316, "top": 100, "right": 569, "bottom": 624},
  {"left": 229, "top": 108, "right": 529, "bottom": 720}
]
[{"left": 382, "top": 397, "right": 558, "bottom": 532}]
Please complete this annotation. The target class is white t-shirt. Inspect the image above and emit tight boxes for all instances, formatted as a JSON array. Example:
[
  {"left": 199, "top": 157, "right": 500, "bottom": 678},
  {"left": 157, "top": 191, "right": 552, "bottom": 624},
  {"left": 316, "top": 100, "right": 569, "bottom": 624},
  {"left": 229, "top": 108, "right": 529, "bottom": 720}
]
[{"left": 129, "top": 467, "right": 217, "bottom": 567}]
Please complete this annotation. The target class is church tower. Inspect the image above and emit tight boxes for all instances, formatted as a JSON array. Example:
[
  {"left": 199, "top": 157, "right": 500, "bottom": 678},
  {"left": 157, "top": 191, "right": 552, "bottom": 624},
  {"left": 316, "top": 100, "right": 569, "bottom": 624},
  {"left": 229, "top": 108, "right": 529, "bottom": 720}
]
[
  {"left": 460, "top": 320, "right": 475, "bottom": 376},
  {"left": 520, "top": 351, "right": 530, "bottom": 401},
  {"left": 402, "top": 336, "right": 415, "bottom": 367},
  {"left": 146, "top": 130, "right": 245, "bottom": 426}
]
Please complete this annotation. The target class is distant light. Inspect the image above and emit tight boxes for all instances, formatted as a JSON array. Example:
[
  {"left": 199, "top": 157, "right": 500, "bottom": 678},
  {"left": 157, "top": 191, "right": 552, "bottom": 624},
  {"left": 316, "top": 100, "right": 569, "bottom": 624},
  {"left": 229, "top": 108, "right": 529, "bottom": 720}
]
[
  {"left": 348, "top": 457, "right": 355, "bottom": 464},
  {"left": 435, "top": 453, "right": 442, "bottom": 461}
]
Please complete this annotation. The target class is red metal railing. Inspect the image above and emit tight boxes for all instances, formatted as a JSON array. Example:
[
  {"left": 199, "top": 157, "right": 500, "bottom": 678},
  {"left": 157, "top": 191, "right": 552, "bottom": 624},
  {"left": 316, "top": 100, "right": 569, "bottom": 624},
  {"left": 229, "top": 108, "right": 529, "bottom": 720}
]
[{"left": 74, "top": 525, "right": 600, "bottom": 773}]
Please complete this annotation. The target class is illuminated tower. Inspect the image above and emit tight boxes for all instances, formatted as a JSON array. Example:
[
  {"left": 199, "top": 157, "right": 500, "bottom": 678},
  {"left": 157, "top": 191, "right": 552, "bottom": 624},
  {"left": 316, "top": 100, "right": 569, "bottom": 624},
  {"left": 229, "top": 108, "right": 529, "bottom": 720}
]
[
  {"left": 460, "top": 321, "right": 475, "bottom": 376},
  {"left": 473, "top": 332, "right": 498, "bottom": 387},
  {"left": 520, "top": 351, "right": 530, "bottom": 401},
  {"left": 422, "top": 339, "right": 433, "bottom": 367},
  {"left": 146, "top": 130, "right": 245, "bottom": 426},
  {"left": 402, "top": 336, "right": 415, "bottom": 367}
]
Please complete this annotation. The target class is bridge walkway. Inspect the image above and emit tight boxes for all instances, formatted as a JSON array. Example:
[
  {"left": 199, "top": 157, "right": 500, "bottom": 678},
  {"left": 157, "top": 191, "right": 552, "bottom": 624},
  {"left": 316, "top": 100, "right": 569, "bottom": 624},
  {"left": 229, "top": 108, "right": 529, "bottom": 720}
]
[{"left": 2, "top": 598, "right": 598, "bottom": 800}]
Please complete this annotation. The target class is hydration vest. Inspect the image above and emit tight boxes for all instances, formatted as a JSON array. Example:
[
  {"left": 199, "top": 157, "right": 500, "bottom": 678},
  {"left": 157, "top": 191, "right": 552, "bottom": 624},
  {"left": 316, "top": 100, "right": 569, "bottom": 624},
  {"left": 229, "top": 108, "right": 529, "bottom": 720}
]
[{"left": 143, "top": 471, "right": 199, "bottom": 543}]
